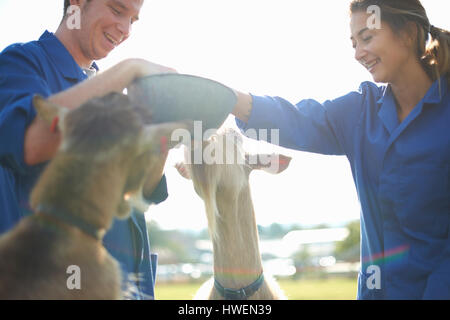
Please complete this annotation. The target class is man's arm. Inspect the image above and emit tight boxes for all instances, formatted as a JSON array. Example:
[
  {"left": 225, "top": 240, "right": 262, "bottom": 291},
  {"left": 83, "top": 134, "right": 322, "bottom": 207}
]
[{"left": 24, "top": 59, "right": 176, "bottom": 165}]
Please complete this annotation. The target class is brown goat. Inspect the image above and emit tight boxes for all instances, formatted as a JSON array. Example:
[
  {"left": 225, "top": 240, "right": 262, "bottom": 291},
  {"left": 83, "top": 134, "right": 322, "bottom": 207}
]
[
  {"left": 0, "top": 92, "right": 191, "bottom": 299},
  {"left": 183, "top": 129, "right": 290, "bottom": 300}
]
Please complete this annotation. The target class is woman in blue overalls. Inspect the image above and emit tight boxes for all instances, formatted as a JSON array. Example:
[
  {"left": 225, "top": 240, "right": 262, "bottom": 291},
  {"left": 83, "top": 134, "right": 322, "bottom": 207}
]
[{"left": 231, "top": 0, "right": 449, "bottom": 299}]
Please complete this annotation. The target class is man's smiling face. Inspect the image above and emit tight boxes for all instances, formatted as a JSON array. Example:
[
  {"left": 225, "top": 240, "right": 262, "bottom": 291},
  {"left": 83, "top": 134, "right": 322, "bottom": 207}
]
[{"left": 75, "top": 0, "right": 143, "bottom": 61}]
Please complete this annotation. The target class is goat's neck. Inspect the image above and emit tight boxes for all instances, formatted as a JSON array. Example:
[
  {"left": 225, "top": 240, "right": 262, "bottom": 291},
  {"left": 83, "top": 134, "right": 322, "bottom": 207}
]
[
  {"left": 212, "top": 184, "right": 263, "bottom": 289},
  {"left": 31, "top": 154, "right": 127, "bottom": 231}
]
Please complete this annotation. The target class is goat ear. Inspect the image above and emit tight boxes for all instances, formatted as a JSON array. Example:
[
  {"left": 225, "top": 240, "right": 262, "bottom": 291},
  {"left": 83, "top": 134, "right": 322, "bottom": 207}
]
[
  {"left": 138, "top": 120, "right": 195, "bottom": 154},
  {"left": 32, "top": 95, "right": 68, "bottom": 132},
  {"left": 246, "top": 153, "right": 292, "bottom": 174}
]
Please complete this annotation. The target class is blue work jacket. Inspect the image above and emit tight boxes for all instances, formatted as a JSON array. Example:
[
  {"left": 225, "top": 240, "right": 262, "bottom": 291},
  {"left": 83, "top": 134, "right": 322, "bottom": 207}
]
[
  {"left": 0, "top": 30, "right": 167, "bottom": 299},
  {"left": 236, "top": 78, "right": 449, "bottom": 299}
]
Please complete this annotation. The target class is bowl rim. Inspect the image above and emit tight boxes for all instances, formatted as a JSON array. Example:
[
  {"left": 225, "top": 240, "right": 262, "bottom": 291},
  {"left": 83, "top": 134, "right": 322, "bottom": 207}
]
[{"left": 131, "top": 73, "right": 237, "bottom": 99}]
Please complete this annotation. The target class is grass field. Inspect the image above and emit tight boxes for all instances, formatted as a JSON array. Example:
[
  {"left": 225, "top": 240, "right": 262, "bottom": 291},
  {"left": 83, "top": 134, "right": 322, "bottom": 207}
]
[{"left": 155, "top": 277, "right": 358, "bottom": 300}]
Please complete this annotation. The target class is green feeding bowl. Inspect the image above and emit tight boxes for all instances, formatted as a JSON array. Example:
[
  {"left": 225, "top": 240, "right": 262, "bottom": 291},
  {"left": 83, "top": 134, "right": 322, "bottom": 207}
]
[{"left": 127, "top": 74, "right": 237, "bottom": 132}]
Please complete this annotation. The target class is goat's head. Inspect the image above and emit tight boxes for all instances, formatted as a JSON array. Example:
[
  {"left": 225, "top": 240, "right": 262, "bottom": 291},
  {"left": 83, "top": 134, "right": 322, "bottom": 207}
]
[
  {"left": 183, "top": 128, "right": 291, "bottom": 237},
  {"left": 32, "top": 93, "right": 191, "bottom": 218}
]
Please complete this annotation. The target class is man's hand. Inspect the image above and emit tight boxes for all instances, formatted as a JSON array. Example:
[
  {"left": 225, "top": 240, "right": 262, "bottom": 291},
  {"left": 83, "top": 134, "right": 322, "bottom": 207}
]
[
  {"left": 47, "top": 58, "right": 176, "bottom": 110},
  {"left": 128, "top": 58, "right": 177, "bottom": 79}
]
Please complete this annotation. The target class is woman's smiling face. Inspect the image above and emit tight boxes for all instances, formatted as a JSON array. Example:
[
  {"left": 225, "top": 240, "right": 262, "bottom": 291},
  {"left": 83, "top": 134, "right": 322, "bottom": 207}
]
[{"left": 350, "top": 11, "right": 416, "bottom": 84}]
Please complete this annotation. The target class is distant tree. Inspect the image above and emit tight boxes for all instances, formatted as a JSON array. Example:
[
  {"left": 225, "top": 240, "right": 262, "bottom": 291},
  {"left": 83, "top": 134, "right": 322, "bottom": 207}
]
[
  {"left": 313, "top": 223, "right": 330, "bottom": 229},
  {"left": 257, "top": 223, "right": 287, "bottom": 239},
  {"left": 292, "top": 246, "right": 313, "bottom": 279},
  {"left": 146, "top": 221, "right": 166, "bottom": 247},
  {"left": 268, "top": 223, "right": 287, "bottom": 238},
  {"left": 292, "top": 246, "right": 312, "bottom": 267},
  {"left": 334, "top": 220, "right": 360, "bottom": 262},
  {"left": 147, "top": 221, "right": 193, "bottom": 263},
  {"left": 288, "top": 224, "right": 303, "bottom": 232},
  {"left": 197, "top": 228, "right": 210, "bottom": 240}
]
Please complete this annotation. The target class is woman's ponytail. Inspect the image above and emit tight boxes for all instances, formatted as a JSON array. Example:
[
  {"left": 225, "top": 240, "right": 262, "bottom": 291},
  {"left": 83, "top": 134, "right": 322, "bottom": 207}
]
[{"left": 423, "top": 25, "right": 450, "bottom": 84}]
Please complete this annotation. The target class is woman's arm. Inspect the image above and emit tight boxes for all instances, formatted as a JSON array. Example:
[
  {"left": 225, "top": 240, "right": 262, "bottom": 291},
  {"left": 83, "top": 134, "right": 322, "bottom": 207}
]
[{"left": 229, "top": 82, "right": 378, "bottom": 157}]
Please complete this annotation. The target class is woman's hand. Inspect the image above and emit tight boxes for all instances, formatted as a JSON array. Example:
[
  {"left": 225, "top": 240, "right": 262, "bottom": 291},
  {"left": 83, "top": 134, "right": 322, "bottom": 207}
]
[
  {"left": 231, "top": 90, "right": 253, "bottom": 123},
  {"left": 127, "top": 58, "right": 177, "bottom": 79}
]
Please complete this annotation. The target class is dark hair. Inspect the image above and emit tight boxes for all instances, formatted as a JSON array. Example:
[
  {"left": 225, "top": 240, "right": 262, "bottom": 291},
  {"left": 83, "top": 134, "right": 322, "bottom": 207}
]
[
  {"left": 350, "top": 0, "right": 450, "bottom": 84},
  {"left": 64, "top": 0, "right": 70, "bottom": 17}
]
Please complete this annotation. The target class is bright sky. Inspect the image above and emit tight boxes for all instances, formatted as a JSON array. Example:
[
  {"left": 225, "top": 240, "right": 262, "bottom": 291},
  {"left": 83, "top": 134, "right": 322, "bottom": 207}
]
[{"left": 1, "top": 0, "right": 448, "bottom": 230}]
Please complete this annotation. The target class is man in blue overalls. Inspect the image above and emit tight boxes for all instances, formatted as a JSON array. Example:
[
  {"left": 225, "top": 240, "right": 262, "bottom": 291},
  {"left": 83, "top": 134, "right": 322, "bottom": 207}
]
[{"left": 0, "top": 0, "right": 174, "bottom": 299}]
